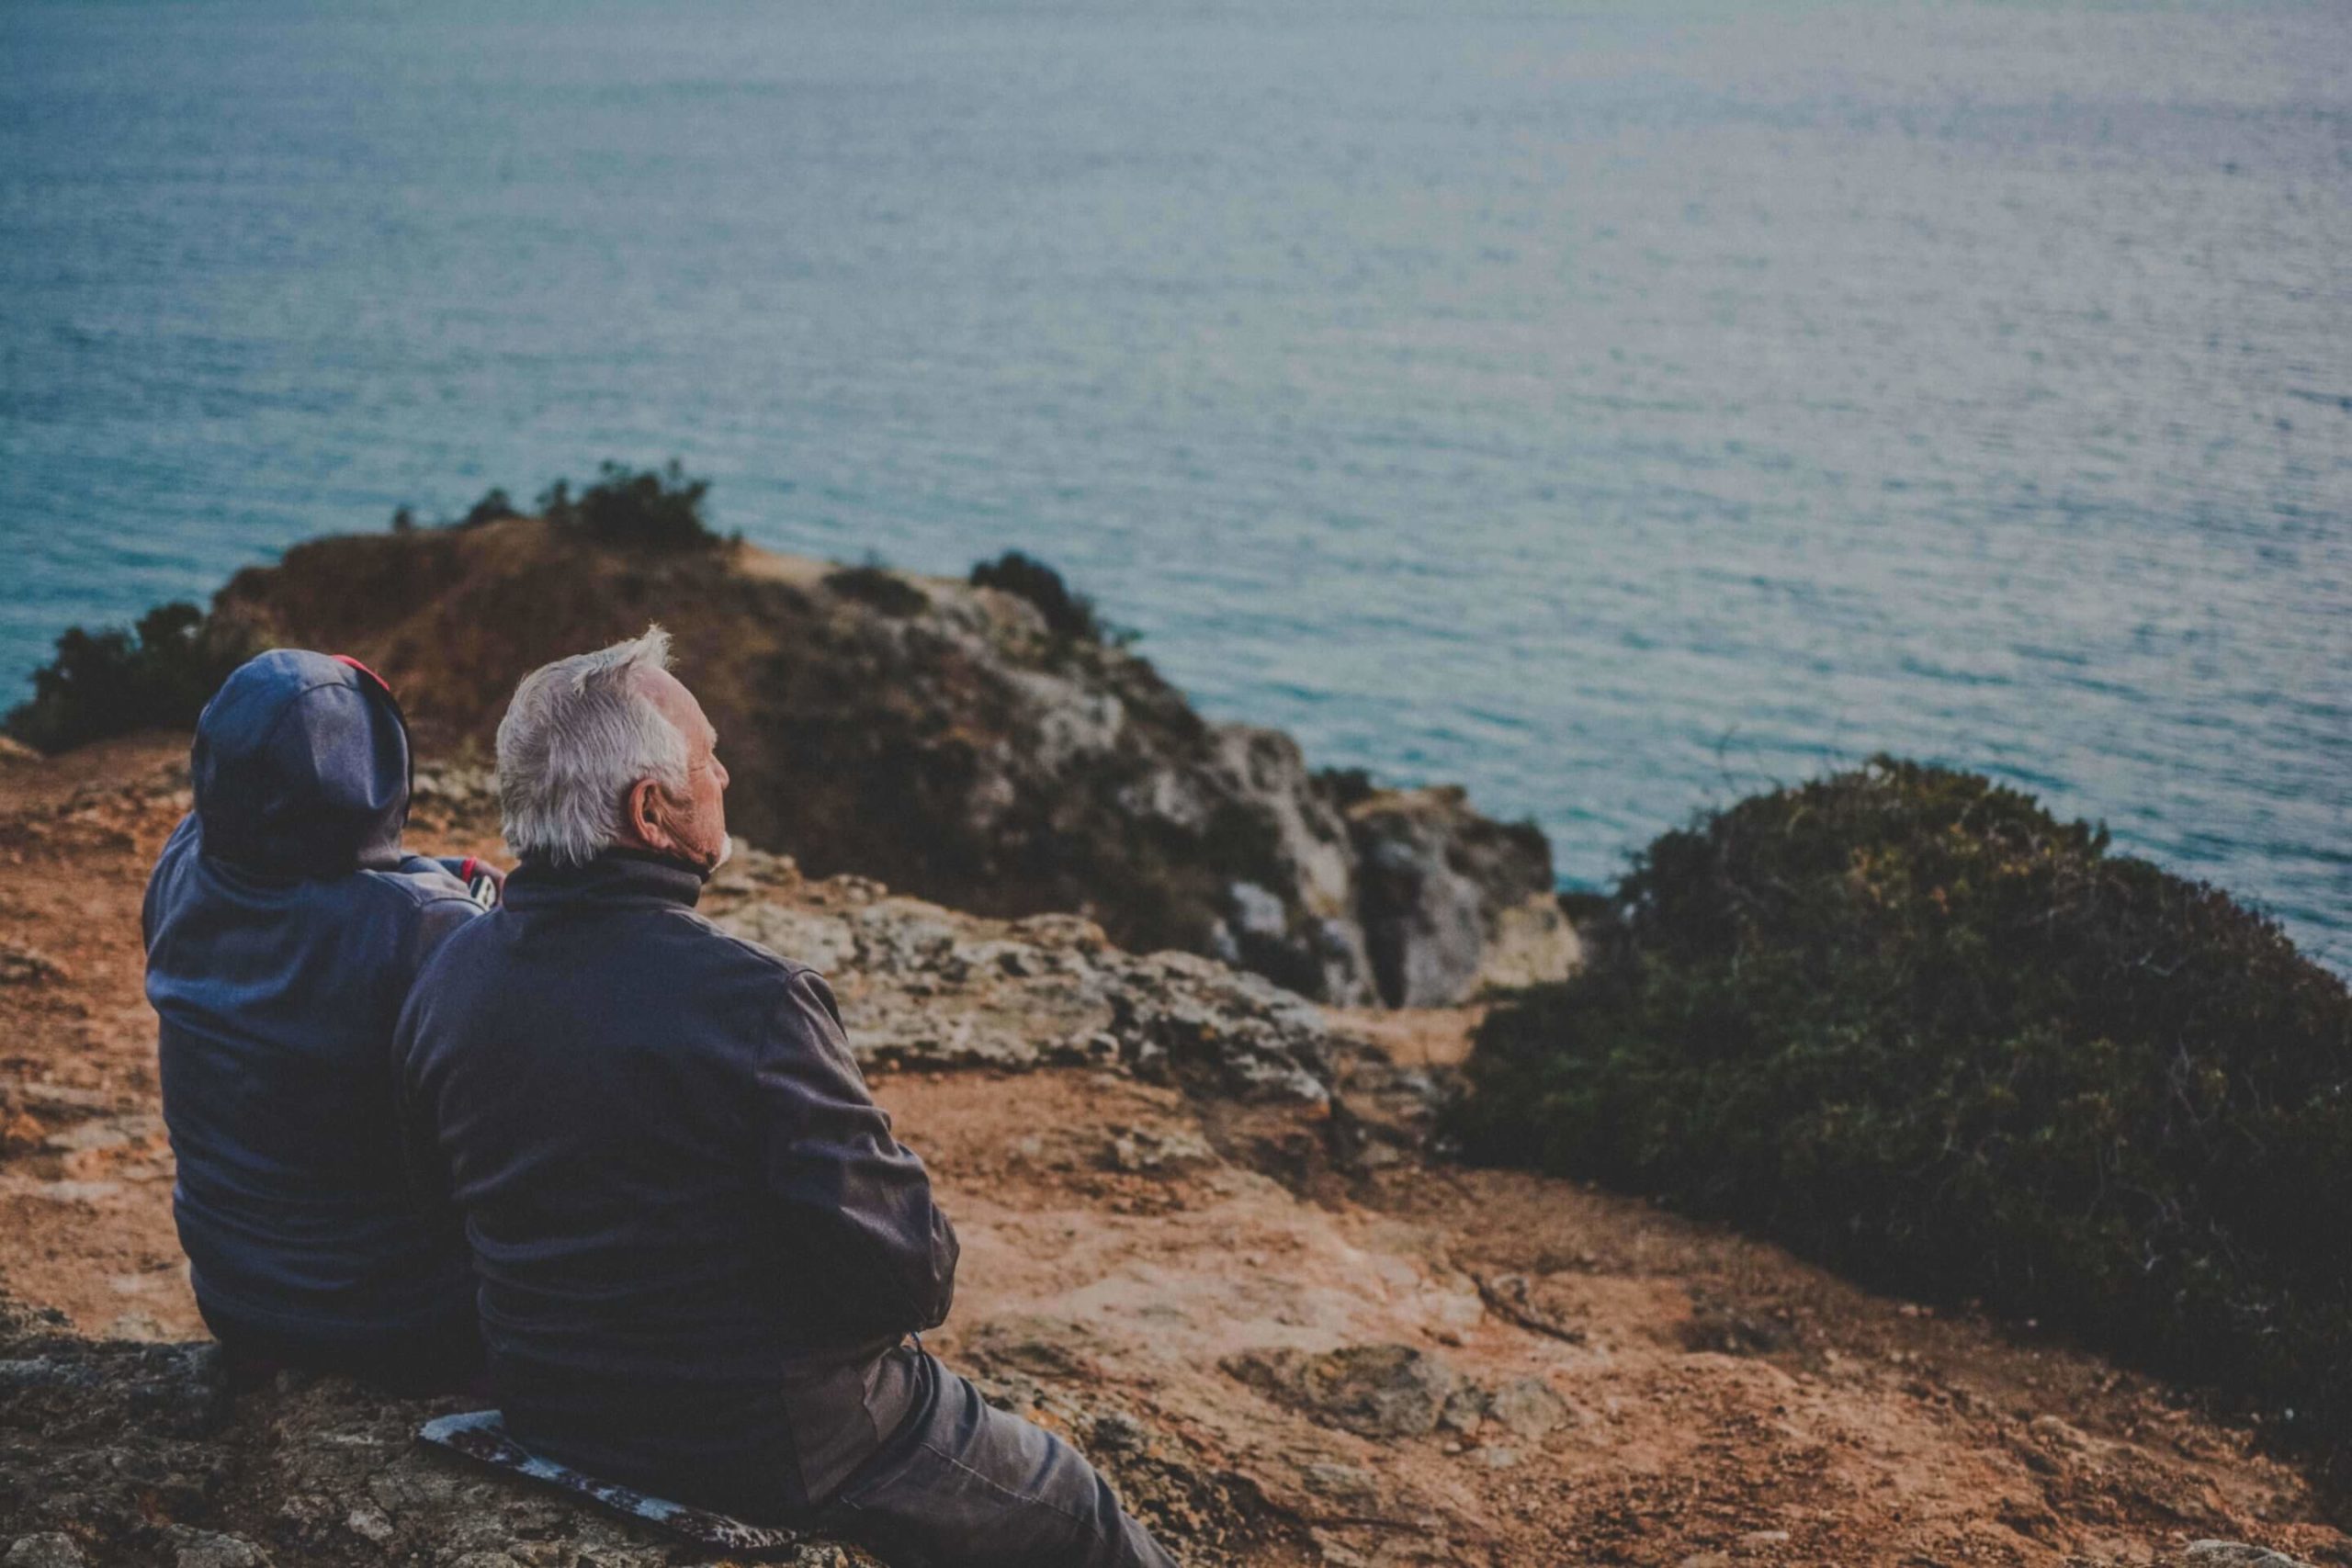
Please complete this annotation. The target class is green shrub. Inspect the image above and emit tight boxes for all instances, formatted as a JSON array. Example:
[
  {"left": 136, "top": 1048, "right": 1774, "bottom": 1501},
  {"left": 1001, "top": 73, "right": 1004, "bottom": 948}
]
[
  {"left": 970, "top": 550, "right": 1109, "bottom": 643},
  {"left": 1553, "top": 888, "right": 1615, "bottom": 928},
  {"left": 544, "top": 461, "right": 716, "bottom": 551},
  {"left": 457, "top": 486, "right": 522, "bottom": 530},
  {"left": 1451, "top": 757, "right": 2352, "bottom": 1456},
  {"left": 5, "top": 603, "right": 257, "bottom": 753},
  {"left": 825, "top": 559, "right": 931, "bottom": 616}
]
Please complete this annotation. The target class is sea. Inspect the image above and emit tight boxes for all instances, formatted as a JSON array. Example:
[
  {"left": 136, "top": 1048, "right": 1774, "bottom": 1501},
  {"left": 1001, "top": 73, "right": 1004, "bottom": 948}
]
[{"left": 3, "top": 0, "right": 2346, "bottom": 967}]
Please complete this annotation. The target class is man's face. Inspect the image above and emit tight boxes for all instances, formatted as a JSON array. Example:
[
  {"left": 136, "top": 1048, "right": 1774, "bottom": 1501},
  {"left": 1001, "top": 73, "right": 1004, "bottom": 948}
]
[{"left": 635, "top": 667, "right": 729, "bottom": 872}]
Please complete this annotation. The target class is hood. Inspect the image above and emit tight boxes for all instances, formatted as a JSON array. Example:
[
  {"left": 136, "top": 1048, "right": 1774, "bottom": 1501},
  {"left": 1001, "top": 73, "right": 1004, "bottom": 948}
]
[{"left": 191, "top": 649, "right": 413, "bottom": 876}]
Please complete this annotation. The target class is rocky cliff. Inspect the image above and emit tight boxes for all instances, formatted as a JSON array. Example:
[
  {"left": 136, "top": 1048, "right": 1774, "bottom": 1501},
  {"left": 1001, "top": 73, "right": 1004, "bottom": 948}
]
[{"left": 202, "top": 517, "right": 1575, "bottom": 1007}]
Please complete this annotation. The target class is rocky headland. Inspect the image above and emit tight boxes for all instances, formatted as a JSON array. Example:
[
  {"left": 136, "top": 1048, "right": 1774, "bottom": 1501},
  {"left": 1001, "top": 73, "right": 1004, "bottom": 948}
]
[{"left": 198, "top": 516, "right": 1575, "bottom": 1010}]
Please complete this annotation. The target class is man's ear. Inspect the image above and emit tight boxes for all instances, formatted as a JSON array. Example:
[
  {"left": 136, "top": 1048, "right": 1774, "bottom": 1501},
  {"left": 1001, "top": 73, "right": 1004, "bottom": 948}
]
[{"left": 624, "top": 776, "right": 669, "bottom": 852}]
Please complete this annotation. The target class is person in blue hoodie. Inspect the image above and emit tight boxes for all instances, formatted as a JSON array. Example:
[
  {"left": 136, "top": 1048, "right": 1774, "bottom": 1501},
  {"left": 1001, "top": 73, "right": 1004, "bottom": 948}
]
[{"left": 143, "top": 648, "right": 492, "bottom": 1387}]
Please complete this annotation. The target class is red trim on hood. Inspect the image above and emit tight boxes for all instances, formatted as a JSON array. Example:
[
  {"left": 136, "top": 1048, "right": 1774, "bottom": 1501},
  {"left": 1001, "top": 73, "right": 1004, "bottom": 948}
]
[{"left": 331, "top": 654, "right": 394, "bottom": 696}]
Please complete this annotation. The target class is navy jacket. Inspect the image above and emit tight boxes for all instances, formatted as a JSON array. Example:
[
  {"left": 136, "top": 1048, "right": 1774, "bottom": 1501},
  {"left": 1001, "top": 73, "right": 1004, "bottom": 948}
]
[
  {"left": 393, "top": 852, "right": 958, "bottom": 1516},
  {"left": 144, "top": 649, "right": 482, "bottom": 1349}
]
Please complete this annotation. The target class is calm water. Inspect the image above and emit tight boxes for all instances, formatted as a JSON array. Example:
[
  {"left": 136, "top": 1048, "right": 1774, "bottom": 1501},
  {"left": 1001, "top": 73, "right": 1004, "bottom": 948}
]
[{"left": 4, "top": 0, "right": 2347, "bottom": 966}]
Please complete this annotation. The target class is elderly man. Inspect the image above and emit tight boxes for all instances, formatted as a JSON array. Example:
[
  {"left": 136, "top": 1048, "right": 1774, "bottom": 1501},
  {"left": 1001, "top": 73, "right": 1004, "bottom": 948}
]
[{"left": 393, "top": 628, "right": 1176, "bottom": 1568}]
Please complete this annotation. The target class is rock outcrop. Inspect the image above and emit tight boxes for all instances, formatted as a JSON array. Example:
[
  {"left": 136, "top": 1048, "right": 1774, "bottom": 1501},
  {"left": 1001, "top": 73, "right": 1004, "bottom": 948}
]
[
  {"left": 1340, "top": 785, "right": 1578, "bottom": 1008},
  {"left": 213, "top": 517, "right": 1574, "bottom": 1006}
]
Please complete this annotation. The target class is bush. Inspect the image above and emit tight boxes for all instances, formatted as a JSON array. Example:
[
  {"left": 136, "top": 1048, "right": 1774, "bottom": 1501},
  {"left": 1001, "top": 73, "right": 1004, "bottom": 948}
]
[
  {"left": 5, "top": 603, "right": 256, "bottom": 753},
  {"left": 970, "top": 550, "right": 1111, "bottom": 643},
  {"left": 457, "top": 486, "right": 522, "bottom": 530},
  {"left": 544, "top": 461, "right": 716, "bottom": 551},
  {"left": 825, "top": 559, "right": 930, "bottom": 616},
  {"left": 1451, "top": 757, "right": 2352, "bottom": 1455}
]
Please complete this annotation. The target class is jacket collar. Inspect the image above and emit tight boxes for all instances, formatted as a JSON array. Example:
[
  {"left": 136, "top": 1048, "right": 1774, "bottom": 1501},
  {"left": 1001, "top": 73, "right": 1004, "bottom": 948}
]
[{"left": 503, "top": 849, "right": 707, "bottom": 912}]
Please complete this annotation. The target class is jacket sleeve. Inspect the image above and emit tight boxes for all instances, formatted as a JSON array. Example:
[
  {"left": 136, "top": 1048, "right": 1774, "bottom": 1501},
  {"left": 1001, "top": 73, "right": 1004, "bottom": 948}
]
[
  {"left": 752, "top": 968, "right": 959, "bottom": 1334},
  {"left": 389, "top": 894, "right": 483, "bottom": 1231},
  {"left": 404, "top": 854, "right": 503, "bottom": 907}
]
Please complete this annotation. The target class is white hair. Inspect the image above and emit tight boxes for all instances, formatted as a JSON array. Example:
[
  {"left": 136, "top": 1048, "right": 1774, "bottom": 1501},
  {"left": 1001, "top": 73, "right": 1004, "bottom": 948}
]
[{"left": 496, "top": 626, "right": 689, "bottom": 867}]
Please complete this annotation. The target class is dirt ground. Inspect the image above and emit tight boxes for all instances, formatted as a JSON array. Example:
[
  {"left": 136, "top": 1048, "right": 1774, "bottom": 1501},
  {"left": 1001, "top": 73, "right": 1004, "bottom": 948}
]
[{"left": 1, "top": 735, "right": 2344, "bottom": 1567}]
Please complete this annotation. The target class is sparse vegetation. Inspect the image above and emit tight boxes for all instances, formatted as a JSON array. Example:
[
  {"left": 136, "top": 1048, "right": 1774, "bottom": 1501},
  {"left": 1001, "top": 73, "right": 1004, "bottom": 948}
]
[
  {"left": 971, "top": 550, "right": 1115, "bottom": 643},
  {"left": 457, "top": 487, "right": 522, "bottom": 530},
  {"left": 1451, "top": 757, "right": 2352, "bottom": 1459},
  {"left": 542, "top": 461, "right": 717, "bottom": 550},
  {"left": 4, "top": 603, "right": 257, "bottom": 753}
]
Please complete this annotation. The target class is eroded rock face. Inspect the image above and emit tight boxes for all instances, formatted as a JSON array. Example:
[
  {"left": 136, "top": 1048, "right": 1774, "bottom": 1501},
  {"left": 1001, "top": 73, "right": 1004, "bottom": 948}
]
[
  {"left": 221, "top": 519, "right": 1565, "bottom": 1006},
  {"left": 1345, "top": 787, "right": 1580, "bottom": 1009}
]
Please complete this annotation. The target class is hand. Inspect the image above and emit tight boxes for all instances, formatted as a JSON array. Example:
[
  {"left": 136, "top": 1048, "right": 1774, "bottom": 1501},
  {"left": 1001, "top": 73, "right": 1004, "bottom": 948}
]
[{"left": 456, "top": 857, "right": 505, "bottom": 909}]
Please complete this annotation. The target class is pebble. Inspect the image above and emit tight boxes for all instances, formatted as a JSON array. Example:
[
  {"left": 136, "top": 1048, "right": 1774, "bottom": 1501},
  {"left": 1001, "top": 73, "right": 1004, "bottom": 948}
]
[
  {"left": 1487, "top": 1376, "right": 1571, "bottom": 1440},
  {"left": 344, "top": 1505, "right": 396, "bottom": 1545}
]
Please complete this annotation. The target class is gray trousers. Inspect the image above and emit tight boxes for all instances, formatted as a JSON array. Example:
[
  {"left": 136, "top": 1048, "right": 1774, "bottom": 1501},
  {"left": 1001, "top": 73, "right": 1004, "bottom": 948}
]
[{"left": 815, "top": 1350, "right": 1179, "bottom": 1568}]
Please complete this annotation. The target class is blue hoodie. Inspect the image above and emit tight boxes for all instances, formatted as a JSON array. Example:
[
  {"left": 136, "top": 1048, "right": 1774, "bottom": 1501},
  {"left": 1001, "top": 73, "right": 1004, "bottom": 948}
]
[{"left": 143, "top": 649, "right": 483, "bottom": 1349}]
